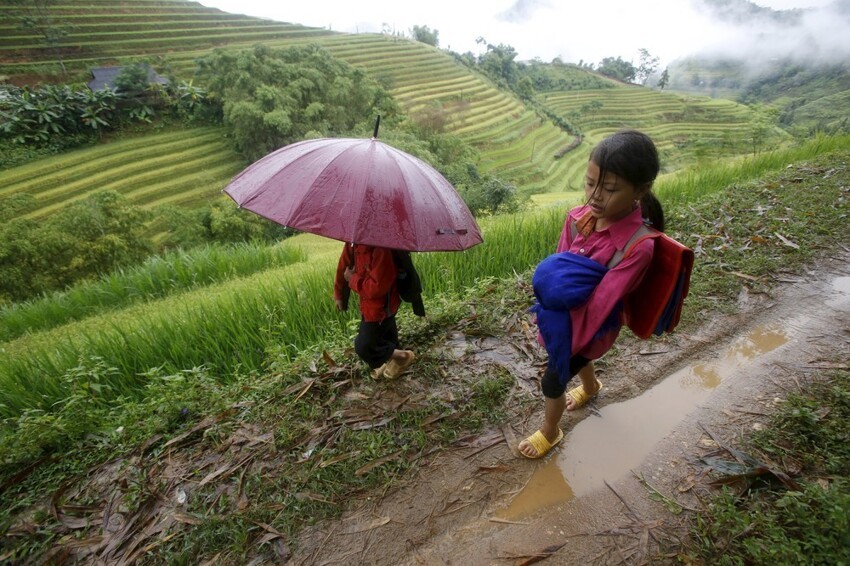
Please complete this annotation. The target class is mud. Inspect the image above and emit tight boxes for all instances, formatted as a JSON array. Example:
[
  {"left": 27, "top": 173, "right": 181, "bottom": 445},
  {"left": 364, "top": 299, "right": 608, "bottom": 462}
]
[{"left": 291, "top": 251, "right": 850, "bottom": 565}]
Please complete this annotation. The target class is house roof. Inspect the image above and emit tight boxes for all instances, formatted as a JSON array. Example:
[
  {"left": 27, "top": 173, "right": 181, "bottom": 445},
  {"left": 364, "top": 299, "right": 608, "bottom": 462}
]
[{"left": 87, "top": 65, "right": 169, "bottom": 91}]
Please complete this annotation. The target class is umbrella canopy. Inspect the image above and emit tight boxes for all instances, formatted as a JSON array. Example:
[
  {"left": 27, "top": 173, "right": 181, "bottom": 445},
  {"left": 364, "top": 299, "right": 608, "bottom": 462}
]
[{"left": 222, "top": 137, "right": 483, "bottom": 252}]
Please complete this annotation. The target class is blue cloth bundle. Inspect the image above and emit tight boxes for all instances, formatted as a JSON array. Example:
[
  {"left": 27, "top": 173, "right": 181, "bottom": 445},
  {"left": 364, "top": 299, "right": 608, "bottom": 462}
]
[{"left": 530, "top": 252, "right": 620, "bottom": 385}]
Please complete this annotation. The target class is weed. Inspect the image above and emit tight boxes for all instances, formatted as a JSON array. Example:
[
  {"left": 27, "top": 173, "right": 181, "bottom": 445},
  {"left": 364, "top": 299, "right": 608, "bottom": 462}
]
[{"left": 682, "top": 371, "right": 850, "bottom": 564}]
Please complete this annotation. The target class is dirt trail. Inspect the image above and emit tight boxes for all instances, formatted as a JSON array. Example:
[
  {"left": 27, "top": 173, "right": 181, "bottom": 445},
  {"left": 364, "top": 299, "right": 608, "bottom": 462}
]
[{"left": 291, "top": 251, "right": 850, "bottom": 565}]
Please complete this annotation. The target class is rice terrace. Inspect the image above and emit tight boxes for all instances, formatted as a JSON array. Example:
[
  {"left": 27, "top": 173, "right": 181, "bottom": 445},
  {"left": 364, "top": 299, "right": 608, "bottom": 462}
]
[{"left": 1, "top": 0, "right": 849, "bottom": 564}]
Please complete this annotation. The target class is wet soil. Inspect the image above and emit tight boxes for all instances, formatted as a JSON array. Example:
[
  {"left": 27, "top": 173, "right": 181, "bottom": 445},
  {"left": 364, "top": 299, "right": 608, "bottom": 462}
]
[{"left": 290, "top": 251, "right": 850, "bottom": 565}]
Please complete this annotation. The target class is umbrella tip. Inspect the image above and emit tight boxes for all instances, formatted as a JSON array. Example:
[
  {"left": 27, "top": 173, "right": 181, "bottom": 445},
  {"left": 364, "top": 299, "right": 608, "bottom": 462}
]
[{"left": 372, "top": 115, "right": 381, "bottom": 139}]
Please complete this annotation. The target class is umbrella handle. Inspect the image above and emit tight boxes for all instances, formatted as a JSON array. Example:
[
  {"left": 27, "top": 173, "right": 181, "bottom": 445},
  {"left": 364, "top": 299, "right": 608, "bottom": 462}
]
[{"left": 373, "top": 115, "right": 380, "bottom": 139}]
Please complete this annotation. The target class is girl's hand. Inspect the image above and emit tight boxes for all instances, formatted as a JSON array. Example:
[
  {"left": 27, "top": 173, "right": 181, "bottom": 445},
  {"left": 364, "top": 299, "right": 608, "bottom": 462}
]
[
  {"left": 343, "top": 266, "right": 354, "bottom": 282},
  {"left": 335, "top": 299, "right": 346, "bottom": 311}
]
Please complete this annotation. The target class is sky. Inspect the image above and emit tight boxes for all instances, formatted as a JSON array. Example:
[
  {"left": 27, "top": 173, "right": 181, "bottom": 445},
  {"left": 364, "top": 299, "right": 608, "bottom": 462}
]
[{"left": 199, "top": 0, "right": 846, "bottom": 68}]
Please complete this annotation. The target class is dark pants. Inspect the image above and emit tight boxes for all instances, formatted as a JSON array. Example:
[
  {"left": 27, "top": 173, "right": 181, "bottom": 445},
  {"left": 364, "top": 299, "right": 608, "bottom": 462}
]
[
  {"left": 354, "top": 315, "right": 400, "bottom": 369},
  {"left": 540, "top": 355, "right": 591, "bottom": 398}
]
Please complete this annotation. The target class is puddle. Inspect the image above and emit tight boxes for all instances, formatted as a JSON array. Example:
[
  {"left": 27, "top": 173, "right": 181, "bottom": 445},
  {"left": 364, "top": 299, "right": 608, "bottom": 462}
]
[{"left": 495, "top": 322, "right": 790, "bottom": 520}]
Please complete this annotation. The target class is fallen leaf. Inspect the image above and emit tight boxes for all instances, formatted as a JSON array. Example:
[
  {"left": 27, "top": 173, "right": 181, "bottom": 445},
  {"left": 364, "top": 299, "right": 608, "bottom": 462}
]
[
  {"left": 355, "top": 450, "right": 402, "bottom": 476},
  {"left": 774, "top": 232, "right": 800, "bottom": 249},
  {"left": 343, "top": 516, "right": 391, "bottom": 534},
  {"left": 478, "top": 464, "right": 510, "bottom": 473},
  {"left": 172, "top": 511, "right": 203, "bottom": 525},
  {"left": 730, "top": 271, "right": 760, "bottom": 281},
  {"left": 320, "top": 451, "right": 360, "bottom": 468}
]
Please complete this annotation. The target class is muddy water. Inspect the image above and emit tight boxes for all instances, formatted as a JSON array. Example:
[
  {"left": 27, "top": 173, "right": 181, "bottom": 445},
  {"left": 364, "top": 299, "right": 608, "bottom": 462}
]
[
  {"left": 489, "top": 273, "right": 850, "bottom": 520},
  {"left": 495, "top": 323, "right": 791, "bottom": 520},
  {"left": 496, "top": 274, "right": 850, "bottom": 520}
]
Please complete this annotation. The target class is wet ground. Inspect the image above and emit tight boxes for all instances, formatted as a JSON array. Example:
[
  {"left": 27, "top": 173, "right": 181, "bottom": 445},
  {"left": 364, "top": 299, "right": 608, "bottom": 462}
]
[{"left": 291, "top": 252, "right": 850, "bottom": 565}]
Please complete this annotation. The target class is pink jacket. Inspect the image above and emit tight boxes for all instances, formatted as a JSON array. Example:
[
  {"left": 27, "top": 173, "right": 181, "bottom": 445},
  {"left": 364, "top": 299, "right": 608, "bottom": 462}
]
[{"left": 558, "top": 205, "right": 654, "bottom": 359}]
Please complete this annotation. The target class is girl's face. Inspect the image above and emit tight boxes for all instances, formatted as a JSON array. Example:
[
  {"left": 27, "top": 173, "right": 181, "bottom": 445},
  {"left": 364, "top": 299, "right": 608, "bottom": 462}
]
[{"left": 583, "top": 160, "right": 644, "bottom": 228}]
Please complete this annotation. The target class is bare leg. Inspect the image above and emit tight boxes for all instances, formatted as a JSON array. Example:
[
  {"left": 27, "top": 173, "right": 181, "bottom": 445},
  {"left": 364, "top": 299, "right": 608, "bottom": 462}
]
[
  {"left": 518, "top": 393, "right": 566, "bottom": 458},
  {"left": 566, "top": 361, "right": 599, "bottom": 411}
]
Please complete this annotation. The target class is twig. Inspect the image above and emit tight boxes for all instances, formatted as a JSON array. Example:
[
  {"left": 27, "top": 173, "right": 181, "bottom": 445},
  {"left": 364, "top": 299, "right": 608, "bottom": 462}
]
[
  {"left": 488, "top": 517, "right": 530, "bottom": 525},
  {"left": 632, "top": 471, "right": 698, "bottom": 512},
  {"left": 604, "top": 480, "right": 638, "bottom": 518}
]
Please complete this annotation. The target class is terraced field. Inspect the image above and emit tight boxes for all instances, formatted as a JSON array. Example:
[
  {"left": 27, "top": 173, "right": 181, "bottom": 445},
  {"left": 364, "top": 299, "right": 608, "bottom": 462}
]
[
  {"left": 540, "top": 86, "right": 760, "bottom": 189},
  {"left": 160, "top": 33, "right": 579, "bottom": 192},
  {"left": 0, "top": 0, "right": 338, "bottom": 72},
  {"left": 0, "top": 127, "right": 244, "bottom": 216},
  {"left": 1, "top": 0, "right": 765, "bottom": 213}
]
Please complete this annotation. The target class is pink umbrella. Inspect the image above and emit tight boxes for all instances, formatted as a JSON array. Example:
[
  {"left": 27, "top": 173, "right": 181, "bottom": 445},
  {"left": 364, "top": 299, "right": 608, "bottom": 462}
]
[{"left": 222, "top": 133, "right": 483, "bottom": 252}]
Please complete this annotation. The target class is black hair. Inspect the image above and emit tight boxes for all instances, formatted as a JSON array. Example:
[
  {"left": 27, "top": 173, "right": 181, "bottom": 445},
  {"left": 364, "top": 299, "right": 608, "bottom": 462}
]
[{"left": 589, "top": 129, "right": 665, "bottom": 232}]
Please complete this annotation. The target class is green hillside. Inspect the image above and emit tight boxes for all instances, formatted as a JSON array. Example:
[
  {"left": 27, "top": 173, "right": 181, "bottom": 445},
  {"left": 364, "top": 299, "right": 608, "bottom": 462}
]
[
  {"left": 0, "top": 0, "right": 338, "bottom": 78},
  {"left": 540, "top": 85, "right": 767, "bottom": 189},
  {"left": 663, "top": 57, "right": 850, "bottom": 136},
  {"left": 0, "top": 0, "right": 785, "bottom": 215},
  {"left": 0, "top": 127, "right": 243, "bottom": 215}
]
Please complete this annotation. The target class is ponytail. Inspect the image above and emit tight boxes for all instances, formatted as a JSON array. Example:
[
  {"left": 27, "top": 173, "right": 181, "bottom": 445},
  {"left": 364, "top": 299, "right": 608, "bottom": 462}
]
[{"left": 641, "top": 192, "right": 664, "bottom": 232}]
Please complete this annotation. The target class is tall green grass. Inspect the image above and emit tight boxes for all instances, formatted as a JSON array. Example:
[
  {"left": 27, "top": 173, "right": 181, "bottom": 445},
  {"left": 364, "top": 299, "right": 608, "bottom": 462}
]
[
  {"left": 0, "top": 207, "right": 564, "bottom": 419},
  {"left": 0, "top": 242, "right": 306, "bottom": 342},
  {"left": 656, "top": 133, "right": 850, "bottom": 205},
  {"left": 2, "top": 133, "right": 849, "bottom": 423}
]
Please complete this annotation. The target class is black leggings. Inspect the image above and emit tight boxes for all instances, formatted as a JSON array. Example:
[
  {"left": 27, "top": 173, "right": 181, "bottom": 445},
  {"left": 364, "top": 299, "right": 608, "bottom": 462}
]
[
  {"left": 540, "top": 355, "right": 591, "bottom": 398},
  {"left": 354, "top": 315, "right": 400, "bottom": 369}
]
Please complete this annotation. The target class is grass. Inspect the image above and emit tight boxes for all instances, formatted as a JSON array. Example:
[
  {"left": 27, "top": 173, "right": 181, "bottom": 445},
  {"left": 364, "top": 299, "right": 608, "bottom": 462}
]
[
  {"left": 680, "top": 371, "right": 850, "bottom": 564},
  {"left": 0, "top": 207, "right": 564, "bottom": 421},
  {"left": 0, "top": 241, "right": 307, "bottom": 342},
  {"left": 0, "top": 144, "right": 848, "bottom": 562}
]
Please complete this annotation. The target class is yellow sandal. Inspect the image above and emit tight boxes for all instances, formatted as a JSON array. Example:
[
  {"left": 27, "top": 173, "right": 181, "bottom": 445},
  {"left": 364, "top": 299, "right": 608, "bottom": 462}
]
[
  {"left": 519, "top": 428, "right": 564, "bottom": 459},
  {"left": 566, "top": 378, "right": 603, "bottom": 410},
  {"left": 384, "top": 350, "right": 415, "bottom": 379}
]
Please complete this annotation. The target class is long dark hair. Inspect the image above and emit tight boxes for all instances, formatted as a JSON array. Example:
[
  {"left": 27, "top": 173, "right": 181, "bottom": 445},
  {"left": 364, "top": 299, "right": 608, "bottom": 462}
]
[{"left": 589, "top": 129, "right": 665, "bottom": 232}]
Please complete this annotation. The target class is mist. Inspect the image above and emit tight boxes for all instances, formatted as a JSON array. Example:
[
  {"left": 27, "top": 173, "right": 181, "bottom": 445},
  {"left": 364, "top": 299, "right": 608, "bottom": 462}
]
[
  {"left": 199, "top": 0, "right": 848, "bottom": 69},
  {"left": 690, "top": 0, "right": 850, "bottom": 66}
]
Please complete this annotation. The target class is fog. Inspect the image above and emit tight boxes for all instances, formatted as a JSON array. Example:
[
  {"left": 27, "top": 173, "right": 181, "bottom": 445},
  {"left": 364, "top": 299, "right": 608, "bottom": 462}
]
[
  {"left": 199, "top": 0, "right": 849, "bottom": 67},
  {"left": 691, "top": 0, "right": 850, "bottom": 65}
]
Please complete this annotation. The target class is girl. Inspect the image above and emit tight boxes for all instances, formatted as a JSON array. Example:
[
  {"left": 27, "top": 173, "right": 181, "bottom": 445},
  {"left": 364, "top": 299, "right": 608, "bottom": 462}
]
[
  {"left": 334, "top": 242, "right": 416, "bottom": 380},
  {"left": 519, "top": 129, "right": 665, "bottom": 459}
]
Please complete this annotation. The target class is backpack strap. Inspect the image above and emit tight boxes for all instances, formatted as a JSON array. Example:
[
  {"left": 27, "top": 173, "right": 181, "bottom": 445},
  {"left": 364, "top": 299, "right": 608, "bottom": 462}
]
[
  {"left": 570, "top": 219, "right": 658, "bottom": 269},
  {"left": 606, "top": 223, "right": 657, "bottom": 269}
]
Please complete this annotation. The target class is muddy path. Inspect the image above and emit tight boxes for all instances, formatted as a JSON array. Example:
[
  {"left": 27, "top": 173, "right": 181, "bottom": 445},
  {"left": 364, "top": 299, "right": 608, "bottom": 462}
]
[{"left": 290, "top": 251, "right": 850, "bottom": 565}]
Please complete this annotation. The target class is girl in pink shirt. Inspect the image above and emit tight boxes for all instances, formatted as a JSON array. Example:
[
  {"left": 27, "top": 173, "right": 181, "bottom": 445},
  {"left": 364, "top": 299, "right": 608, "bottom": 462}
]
[{"left": 519, "top": 130, "right": 666, "bottom": 459}]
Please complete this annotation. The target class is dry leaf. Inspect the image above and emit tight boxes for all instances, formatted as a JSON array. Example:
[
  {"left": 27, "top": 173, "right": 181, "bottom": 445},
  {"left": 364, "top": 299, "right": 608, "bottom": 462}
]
[
  {"left": 172, "top": 511, "right": 203, "bottom": 525},
  {"left": 343, "top": 516, "right": 391, "bottom": 534},
  {"left": 355, "top": 450, "right": 402, "bottom": 476},
  {"left": 774, "top": 232, "right": 800, "bottom": 249}
]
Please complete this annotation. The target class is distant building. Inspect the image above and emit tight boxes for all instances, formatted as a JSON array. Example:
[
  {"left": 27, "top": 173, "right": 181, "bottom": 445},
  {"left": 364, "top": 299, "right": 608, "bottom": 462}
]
[{"left": 87, "top": 65, "right": 169, "bottom": 92}]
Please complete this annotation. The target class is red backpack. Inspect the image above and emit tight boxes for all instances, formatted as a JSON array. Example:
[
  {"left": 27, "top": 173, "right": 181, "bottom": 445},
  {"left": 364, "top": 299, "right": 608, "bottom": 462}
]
[{"left": 573, "top": 222, "right": 694, "bottom": 339}]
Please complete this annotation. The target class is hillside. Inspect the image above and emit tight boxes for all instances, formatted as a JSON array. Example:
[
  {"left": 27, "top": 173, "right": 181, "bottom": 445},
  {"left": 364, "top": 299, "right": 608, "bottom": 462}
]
[
  {"left": 0, "top": 0, "right": 791, "bottom": 217},
  {"left": 659, "top": 0, "right": 850, "bottom": 136}
]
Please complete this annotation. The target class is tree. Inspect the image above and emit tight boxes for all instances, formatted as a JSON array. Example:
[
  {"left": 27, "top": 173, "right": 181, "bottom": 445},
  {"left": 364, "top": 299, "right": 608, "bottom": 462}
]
[
  {"left": 460, "top": 177, "right": 522, "bottom": 216},
  {"left": 747, "top": 103, "right": 779, "bottom": 156},
  {"left": 478, "top": 43, "right": 519, "bottom": 87},
  {"left": 596, "top": 56, "right": 637, "bottom": 83},
  {"left": 410, "top": 25, "right": 439, "bottom": 47},
  {"left": 3, "top": 0, "right": 70, "bottom": 73},
  {"left": 0, "top": 191, "right": 153, "bottom": 302},
  {"left": 516, "top": 76, "right": 534, "bottom": 100},
  {"left": 635, "top": 48, "right": 660, "bottom": 85},
  {"left": 657, "top": 67, "right": 670, "bottom": 90},
  {"left": 112, "top": 62, "right": 151, "bottom": 99},
  {"left": 196, "top": 44, "right": 400, "bottom": 161}
]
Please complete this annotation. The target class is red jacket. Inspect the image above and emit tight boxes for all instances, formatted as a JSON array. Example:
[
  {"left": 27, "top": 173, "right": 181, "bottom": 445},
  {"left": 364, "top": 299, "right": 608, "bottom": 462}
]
[{"left": 334, "top": 243, "right": 400, "bottom": 322}]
